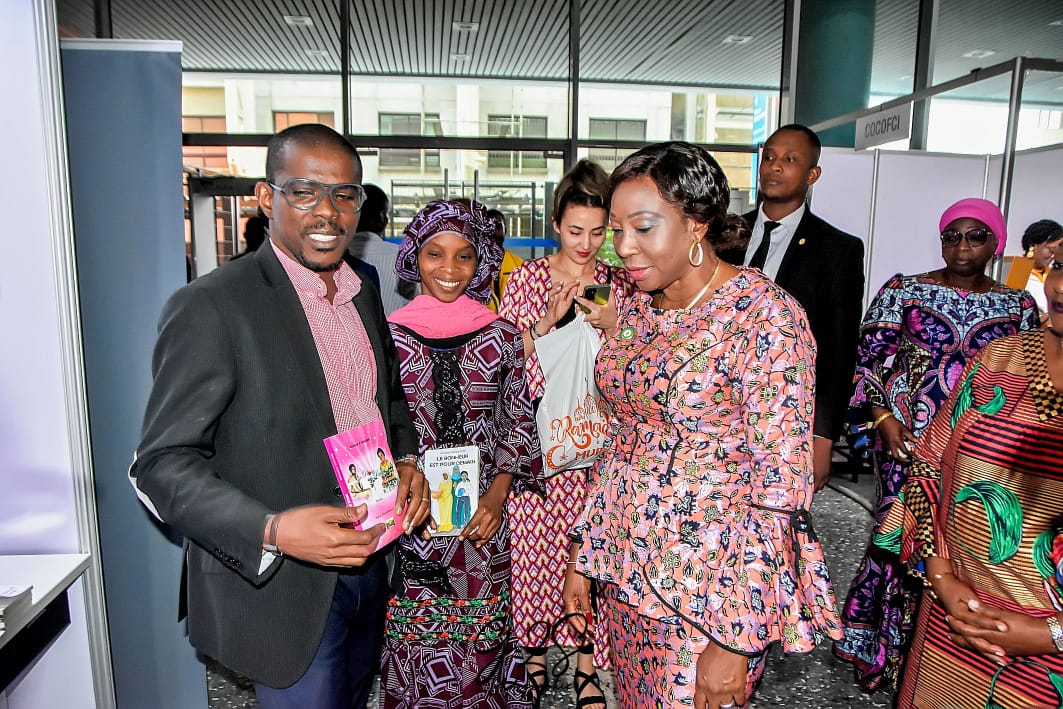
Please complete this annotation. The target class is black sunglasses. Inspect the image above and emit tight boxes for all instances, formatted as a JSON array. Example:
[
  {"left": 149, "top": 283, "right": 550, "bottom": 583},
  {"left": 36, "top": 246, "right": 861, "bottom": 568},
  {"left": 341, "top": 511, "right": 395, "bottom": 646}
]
[{"left": 940, "top": 227, "right": 992, "bottom": 248}]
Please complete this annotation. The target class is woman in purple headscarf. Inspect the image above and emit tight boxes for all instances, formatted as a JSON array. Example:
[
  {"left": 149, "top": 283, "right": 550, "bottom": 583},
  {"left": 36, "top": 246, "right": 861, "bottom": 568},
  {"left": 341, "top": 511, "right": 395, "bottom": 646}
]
[
  {"left": 379, "top": 199, "right": 543, "bottom": 708},
  {"left": 834, "top": 197, "right": 1040, "bottom": 691}
]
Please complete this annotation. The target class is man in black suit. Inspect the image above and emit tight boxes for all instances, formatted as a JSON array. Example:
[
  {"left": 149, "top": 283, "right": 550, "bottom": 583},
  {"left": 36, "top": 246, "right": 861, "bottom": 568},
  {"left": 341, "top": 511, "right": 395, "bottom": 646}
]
[
  {"left": 724, "top": 124, "right": 865, "bottom": 491},
  {"left": 131, "top": 124, "right": 430, "bottom": 708}
]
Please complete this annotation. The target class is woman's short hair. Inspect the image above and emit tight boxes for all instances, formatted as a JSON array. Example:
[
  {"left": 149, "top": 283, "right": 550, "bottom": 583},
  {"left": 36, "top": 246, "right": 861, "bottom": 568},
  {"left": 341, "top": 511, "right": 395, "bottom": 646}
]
[
  {"left": 1020, "top": 219, "right": 1063, "bottom": 253},
  {"left": 552, "top": 159, "right": 609, "bottom": 224},
  {"left": 608, "top": 141, "right": 748, "bottom": 251}
]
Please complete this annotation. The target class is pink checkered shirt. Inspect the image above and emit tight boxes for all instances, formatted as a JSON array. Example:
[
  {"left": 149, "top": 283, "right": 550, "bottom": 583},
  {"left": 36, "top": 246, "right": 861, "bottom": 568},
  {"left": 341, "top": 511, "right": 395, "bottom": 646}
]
[{"left": 271, "top": 242, "right": 380, "bottom": 432}]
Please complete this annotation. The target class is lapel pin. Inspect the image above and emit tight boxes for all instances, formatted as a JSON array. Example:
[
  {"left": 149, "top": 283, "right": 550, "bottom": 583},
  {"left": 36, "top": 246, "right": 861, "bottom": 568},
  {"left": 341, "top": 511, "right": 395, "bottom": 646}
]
[
  {"left": 798, "top": 238, "right": 806, "bottom": 245},
  {"left": 619, "top": 325, "right": 636, "bottom": 341}
]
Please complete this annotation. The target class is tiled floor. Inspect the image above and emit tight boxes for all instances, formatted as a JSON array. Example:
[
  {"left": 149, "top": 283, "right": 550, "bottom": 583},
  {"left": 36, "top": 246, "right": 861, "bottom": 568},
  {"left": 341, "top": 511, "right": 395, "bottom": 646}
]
[{"left": 208, "top": 470, "right": 897, "bottom": 708}]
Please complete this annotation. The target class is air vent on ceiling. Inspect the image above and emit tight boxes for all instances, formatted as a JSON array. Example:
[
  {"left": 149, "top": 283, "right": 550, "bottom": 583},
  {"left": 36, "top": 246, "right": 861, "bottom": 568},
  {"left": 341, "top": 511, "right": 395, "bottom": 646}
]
[
  {"left": 450, "top": 53, "right": 471, "bottom": 62},
  {"left": 722, "top": 35, "right": 753, "bottom": 45},
  {"left": 452, "top": 21, "right": 479, "bottom": 32},
  {"left": 283, "top": 15, "right": 313, "bottom": 28}
]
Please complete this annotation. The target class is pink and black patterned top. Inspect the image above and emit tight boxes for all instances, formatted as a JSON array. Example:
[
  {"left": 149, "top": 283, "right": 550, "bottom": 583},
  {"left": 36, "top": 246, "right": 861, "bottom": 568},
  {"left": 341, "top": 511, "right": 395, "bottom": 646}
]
[
  {"left": 571, "top": 268, "right": 844, "bottom": 655},
  {"left": 498, "top": 257, "right": 635, "bottom": 399}
]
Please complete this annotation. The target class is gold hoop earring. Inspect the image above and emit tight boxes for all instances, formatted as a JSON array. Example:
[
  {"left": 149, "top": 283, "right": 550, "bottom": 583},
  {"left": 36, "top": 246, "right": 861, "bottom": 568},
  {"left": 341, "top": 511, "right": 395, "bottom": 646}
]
[{"left": 688, "top": 240, "right": 704, "bottom": 267}]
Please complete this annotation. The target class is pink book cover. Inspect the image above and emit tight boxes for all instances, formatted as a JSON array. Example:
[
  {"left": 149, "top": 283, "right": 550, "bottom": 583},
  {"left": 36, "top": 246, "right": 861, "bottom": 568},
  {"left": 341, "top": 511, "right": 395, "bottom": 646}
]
[{"left": 323, "top": 419, "right": 406, "bottom": 548}]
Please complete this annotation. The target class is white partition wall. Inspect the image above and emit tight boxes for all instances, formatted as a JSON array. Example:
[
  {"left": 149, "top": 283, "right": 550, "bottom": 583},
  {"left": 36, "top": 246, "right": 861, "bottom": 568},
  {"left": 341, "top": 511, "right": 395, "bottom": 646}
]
[
  {"left": 812, "top": 147, "right": 875, "bottom": 244},
  {"left": 986, "top": 145, "right": 1063, "bottom": 255},
  {"left": 866, "top": 152, "right": 991, "bottom": 301},
  {"left": 815, "top": 142, "right": 1063, "bottom": 304},
  {"left": 0, "top": 1, "right": 108, "bottom": 706},
  {"left": 811, "top": 148, "right": 993, "bottom": 307}
]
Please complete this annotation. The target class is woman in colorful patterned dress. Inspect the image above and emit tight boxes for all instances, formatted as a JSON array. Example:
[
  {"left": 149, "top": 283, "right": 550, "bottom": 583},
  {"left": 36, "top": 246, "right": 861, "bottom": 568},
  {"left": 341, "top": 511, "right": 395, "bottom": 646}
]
[
  {"left": 498, "top": 159, "right": 634, "bottom": 707},
  {"left": 380, "top": 199, "right": 543, "bottom": 709},
  {"left": 562, "top": 142, "right": 843, "bottom": 709},
  {"left": 835, "top": 198, "right": 1040, "bottom": 691},
  {"left": 879, "top": 241, "right": 1063, "bottom": 708}
]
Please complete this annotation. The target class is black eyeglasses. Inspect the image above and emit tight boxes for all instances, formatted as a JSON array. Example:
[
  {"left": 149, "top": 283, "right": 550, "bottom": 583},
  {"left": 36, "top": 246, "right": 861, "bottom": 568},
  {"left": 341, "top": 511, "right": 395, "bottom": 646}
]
[
  {"left": 940, "top": 227, "right": 992, "bottom": 248},
  {"left": 268, "top": 178, "right": 366, "bottom": 213}
]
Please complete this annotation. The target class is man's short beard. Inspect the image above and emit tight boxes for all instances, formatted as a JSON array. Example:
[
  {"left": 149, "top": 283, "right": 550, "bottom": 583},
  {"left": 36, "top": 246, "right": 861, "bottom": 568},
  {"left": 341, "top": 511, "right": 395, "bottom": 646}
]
[{"left": 297, "top": 253, "right": 344, "bottom": 272}]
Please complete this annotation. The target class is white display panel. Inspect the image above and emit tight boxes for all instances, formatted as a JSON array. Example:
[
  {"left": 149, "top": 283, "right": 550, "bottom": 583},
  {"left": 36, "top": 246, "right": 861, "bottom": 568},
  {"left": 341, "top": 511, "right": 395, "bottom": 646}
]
[
  {"left": 866, "top": 151, "right": 990, "bottom": 303},
  {"left": 813, "top": 147, "right": 876, "bottom": 245},
  {"left": 0, "top": 1, "right": 99, "bottom": 706},
  {"left": 999, "top": 145, "right": 1063, "bottom": 256}
]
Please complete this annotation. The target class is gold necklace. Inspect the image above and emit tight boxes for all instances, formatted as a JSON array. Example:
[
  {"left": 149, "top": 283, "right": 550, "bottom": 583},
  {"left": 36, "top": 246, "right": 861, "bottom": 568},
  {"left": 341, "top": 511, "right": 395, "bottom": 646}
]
[{"left": 658, "top": 258, "right": 721, "bottom": 310}]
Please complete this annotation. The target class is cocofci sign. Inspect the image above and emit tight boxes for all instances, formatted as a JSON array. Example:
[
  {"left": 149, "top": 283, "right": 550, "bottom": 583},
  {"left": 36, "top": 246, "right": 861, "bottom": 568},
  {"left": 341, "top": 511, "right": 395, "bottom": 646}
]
[{"left": 855, "top": 102, "right": 912, "bottom": 150}]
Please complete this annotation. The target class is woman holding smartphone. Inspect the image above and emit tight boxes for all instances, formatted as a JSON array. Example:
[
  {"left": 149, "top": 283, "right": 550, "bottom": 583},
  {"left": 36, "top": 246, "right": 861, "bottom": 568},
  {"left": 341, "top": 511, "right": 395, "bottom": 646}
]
[{"left": 499, "top": 158, "right": 634, "bottom": 707}]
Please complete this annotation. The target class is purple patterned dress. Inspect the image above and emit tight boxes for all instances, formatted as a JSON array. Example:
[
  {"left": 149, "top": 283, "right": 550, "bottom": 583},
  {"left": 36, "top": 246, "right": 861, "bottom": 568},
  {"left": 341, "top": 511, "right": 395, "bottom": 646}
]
[
  {"left": 833, "top": 273, "right": 1039, "bottom": 690},
  {"left": 380, "top": 319, "right": 542, "bottom": 709}
]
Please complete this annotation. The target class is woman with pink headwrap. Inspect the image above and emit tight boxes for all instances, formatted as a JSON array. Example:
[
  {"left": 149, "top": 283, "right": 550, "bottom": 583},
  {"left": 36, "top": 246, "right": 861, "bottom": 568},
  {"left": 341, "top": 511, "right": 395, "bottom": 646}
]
[{"left": 834, "top": 197, "right": 1040, "bottom": 691}]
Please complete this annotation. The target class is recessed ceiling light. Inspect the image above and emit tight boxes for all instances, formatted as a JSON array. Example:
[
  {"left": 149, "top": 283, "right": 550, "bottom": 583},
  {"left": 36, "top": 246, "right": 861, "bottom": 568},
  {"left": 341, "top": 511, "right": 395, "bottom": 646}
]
[
  {"left": 722, "top": 35, "right": 754, "bottom": 44},
  {"left": 962, "top": 49, "right": 996, "bottom": 59},
  {"left": 283, "top": 15, "right": 313, "bottom": 28},
  {"left": 450, "top": 53, "right": 471, "bottom": 62},
  {"left": 306, "top": 49, "right": 329, "bottom": 57},
  {"left": 452, "top": 21, "right": 479, "bottom": 32}
]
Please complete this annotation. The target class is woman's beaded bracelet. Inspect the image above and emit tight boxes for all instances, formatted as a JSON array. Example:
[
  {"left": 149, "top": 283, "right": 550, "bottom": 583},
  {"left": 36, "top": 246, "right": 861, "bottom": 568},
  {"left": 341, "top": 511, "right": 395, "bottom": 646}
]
[{"left": 395, "top": 454, "right": 422, "bottom": 471}]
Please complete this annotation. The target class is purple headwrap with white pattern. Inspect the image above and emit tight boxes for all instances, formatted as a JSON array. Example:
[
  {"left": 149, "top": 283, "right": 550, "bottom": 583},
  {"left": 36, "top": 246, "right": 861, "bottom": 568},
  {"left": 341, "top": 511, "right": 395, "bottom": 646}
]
[{"left": 394, "top": 199, "right": 503, "bottom": 303}]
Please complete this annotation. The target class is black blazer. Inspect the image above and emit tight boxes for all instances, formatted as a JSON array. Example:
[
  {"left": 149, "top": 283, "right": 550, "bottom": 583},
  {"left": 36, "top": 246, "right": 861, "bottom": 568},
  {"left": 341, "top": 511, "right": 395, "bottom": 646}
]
[
  {"left": 131, "top": 244, "right": 417, "bottom": 687},
  {"left": 726, "top": 209, "right": 865, "bottom": 441}
]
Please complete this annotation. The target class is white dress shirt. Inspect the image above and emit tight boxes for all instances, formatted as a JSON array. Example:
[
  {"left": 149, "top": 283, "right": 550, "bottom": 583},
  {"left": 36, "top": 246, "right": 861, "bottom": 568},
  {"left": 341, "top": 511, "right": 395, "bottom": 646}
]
[{"left": 743, "top": 203, "right": 806, "bottom": 281}]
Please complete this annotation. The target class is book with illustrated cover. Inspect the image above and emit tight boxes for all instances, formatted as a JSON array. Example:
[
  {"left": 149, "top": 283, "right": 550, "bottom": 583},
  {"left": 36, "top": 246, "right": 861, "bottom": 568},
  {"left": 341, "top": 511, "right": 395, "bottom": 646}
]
[
  {"left": 423, "top": 445, "right": 480, "bottom": 537},
  {"left": 323, "top": 419, "right": 405, "bottom": 549},
  {"left": 0, "top": 585, "right": 33, "bottom": 632}
]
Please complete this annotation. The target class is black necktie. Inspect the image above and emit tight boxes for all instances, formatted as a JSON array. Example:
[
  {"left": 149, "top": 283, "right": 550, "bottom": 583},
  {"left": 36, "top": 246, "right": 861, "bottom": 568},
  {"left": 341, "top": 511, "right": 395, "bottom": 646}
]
[{"left": 749, "top": 221, "right": 780, "bottom": 271}]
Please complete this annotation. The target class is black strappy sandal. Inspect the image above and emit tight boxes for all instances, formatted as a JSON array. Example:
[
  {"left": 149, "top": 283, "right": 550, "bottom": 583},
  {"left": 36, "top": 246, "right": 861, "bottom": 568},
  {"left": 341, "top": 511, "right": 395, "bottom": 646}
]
[
  {"left": 572, "top": 661, "right": 607, "bottom": 708},
  {"left": 524, "top": 646, "right": 549, "bottom": 708}
]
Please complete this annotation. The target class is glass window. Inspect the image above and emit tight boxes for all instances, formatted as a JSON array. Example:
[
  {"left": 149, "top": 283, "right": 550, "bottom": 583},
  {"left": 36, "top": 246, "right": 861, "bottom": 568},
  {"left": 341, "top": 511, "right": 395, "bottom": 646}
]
[
  {"left": 379, "top": 113, "right": 442, "bottom": 170},
  {"left": 487, "top": 114, "right": 549, "bottom": 171},
  {"left": 587, "top": 118, "right": 646, "bottom": 171},
  {"left": 183, "top": 74, "right": 342, "bottom": 134},
  {"left": 359, "top": 148, "right": 565, "bottom": 259},
  {"left": 182, "top": 116, "right": 228, "bottom": 170},
  {"left": 869, "top": 0, "right": 918, "bottom": 107},
  {"left": 274, "top": 111, "right": 335, "bottom": 131}
]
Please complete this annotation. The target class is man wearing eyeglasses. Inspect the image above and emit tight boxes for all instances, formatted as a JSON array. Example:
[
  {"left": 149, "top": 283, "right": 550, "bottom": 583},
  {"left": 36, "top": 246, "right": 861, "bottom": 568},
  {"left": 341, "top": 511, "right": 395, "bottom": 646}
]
[{"left": 131, "top": 123, "right": 431, "bottom": 708}]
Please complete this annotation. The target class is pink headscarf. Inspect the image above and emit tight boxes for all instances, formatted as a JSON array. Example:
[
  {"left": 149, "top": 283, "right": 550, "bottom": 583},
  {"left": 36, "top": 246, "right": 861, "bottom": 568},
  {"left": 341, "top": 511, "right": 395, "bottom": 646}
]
[{"left": 938, "top": 198, "right": 1008, "bottom": 256}]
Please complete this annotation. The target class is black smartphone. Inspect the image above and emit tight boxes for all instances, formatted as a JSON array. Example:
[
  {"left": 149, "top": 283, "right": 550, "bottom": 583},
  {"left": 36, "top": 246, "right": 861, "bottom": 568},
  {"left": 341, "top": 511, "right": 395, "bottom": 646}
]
[
  {"left": 580, "top": 284, "right": 612, "bottom": 312},
  {"left": 557, "top": 283, "right": 612, "bottom": 328}
]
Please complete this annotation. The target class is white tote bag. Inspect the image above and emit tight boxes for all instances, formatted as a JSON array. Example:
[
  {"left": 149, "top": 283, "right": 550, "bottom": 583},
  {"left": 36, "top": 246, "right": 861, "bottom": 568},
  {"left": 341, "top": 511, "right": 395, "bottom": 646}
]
[{"left": 534, "top": 312, "right": 609, "bottom": 476}]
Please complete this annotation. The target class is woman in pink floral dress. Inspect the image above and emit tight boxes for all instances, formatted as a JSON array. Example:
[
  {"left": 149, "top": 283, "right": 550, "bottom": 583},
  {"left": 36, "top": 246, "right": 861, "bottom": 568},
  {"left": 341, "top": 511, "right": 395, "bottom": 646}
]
[
  {"left": 499, "top": 159, "right": 634, "bottom": 707},
  {"left": 563, "top": 142, "right": 843, "bottom": 709}
]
